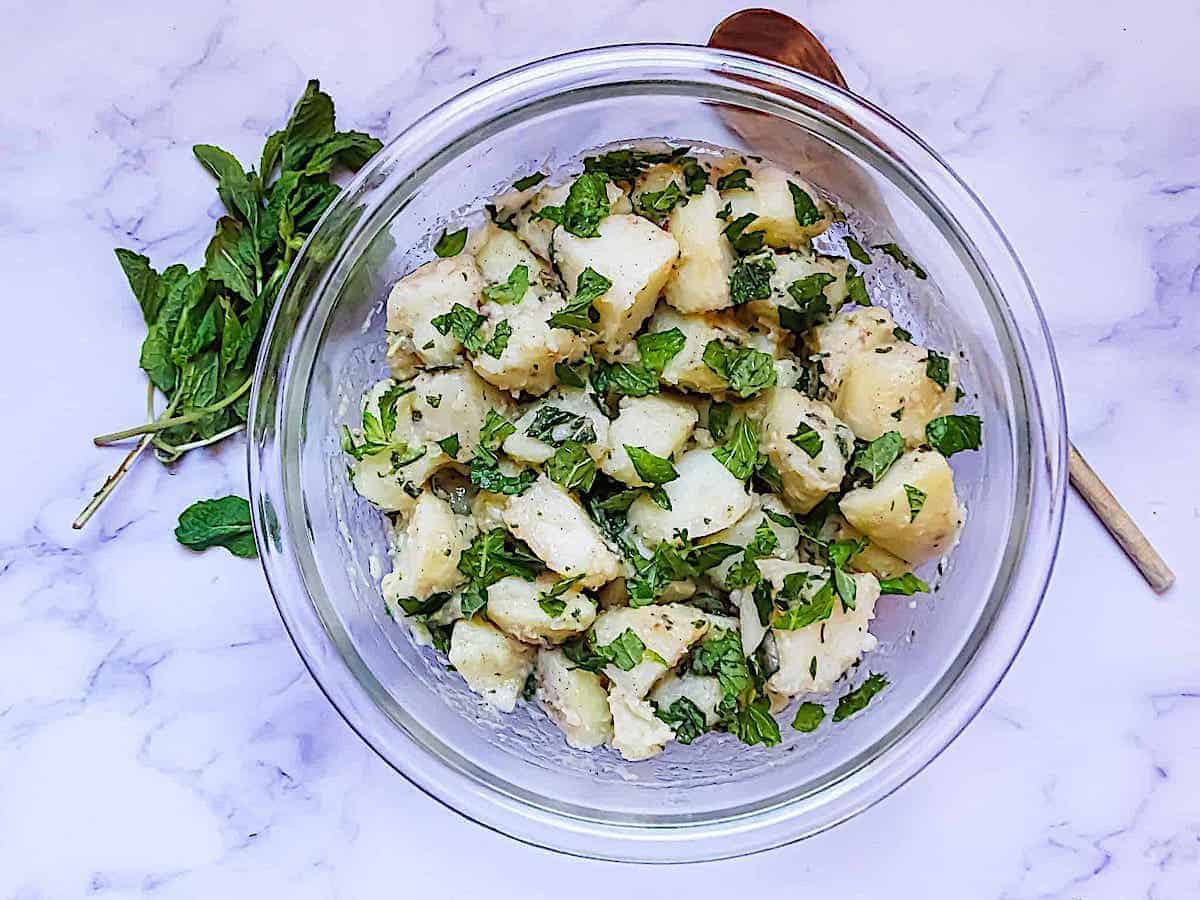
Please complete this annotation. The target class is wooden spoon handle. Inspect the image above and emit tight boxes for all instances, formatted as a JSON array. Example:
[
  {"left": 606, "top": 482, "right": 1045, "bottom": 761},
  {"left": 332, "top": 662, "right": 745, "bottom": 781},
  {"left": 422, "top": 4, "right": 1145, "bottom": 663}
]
[{"left": 1068, "top": 445, "right": 1175, "bottom": 593}]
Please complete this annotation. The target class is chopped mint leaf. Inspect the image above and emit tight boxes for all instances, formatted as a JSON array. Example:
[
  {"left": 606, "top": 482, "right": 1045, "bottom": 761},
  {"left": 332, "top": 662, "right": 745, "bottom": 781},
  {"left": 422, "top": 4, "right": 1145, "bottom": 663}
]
[
  {"left": 701, "top": 340, "right": 777, "bottom": 399},
  {"left": 716, "top": 168, "right": 751, "bottom": 191},
  {"left": 893, "top": 326, "right": 912, "bottom": 342},
  {"left": 595, "top": 628, "right": 646, "bottom": 671},
  {"left": 654, "top": 696, "right": 707, "bottom": 744},
  {"left": 729, "top": 251, "right": 776, "bottom": 303},
  {"left": 791, "top": 701, "right": 826, "bottom": 732},
  {"left": 723, "top": 212, "right": 765, "bottom": 254},
  {"left": 852, "top": 431, "right": 905, "bottom": 483},
  {"left": 833, "top": 673, "right": 889, "bottom": 721},
  {"left": 624, "top": 445, "right": 679, "bottom": 485},
  {"left": 845, "top": 264, "right": 871, "bottom": 306},
  {"left": 843, "top": 236, "right": 871, "bottom": 264},
  {"left": 482, "top": 264, "right": 529, "bottom": 305},
  {"left": 592, "top": 361, "right": 659, "bottom": 398},
  {"left": 430, "top": 303, "right": 486, "bottom": 353},
  {"left": 537, "top": 574, "right": 583, "bottom": 617},
  {"left": 433, "top": 227, "right": 467, "bottom": 258},
  {"left": 732, "top": 696, "right": 781, "bottom": 747},
  {"left": 634, "top": 181, "right": 686, "bottom": 221},
  {"left": 904, "top": 483, "right": 927, "bottom": 520},
  {"left": 481, "top": 320, "right": 512, "bottom": 358},
  {"left": 560, "top": 172, "right": 610, "bottom": 237},
  {"left": 878, "top": 573, "right": 930, "bottom": 595},
  {"left": 636, "top": 327, "right": 687, "bottom": 374},
  {"left": 925, "top": 350, "right": 951, "bottom": 390},
  {"left": 874, "top": 242, "right": 927, "bottom": 279},
  {"left": 512, "top": 172, "right": 547, "bottom": 191},
  {"left": 526, "top": 406, "right": 597, "bottom": 446},
  {"left": 436, "top": 433, "right": 461, "bottom": 458},
  {"left": 788, "top": 422, "right": 823, "bottom": 458},
  {"left": 479, "top": 409, "right": 516, "bottom": 450},
  {"left": 548, "top": 266, "right": 609, "bottom": 332},
  {"left": 926, "top": 414, "right": 982, "bottom": 456},
  {"left": 545, "top": 441, "right": 596, "bottom": 492},
  {"left": 713, "top": 417, "right": 761, "bottom": 481},
  {"left": 774, "top": 578, "right": 835, "bottom": 630},
  {"left": 707, "top": 402, "right": 733, "bottom": 441},
  {"left": 554, "top": 360, "right": 588, "bottom": 388},
  {"left": 788, "top": 181, "right": 822, "bottom": 226}
]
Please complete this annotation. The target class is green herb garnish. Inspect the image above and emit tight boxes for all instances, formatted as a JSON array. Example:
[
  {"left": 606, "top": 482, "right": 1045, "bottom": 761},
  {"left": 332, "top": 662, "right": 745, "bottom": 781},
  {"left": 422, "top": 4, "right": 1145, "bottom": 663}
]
[
  {"left": 174, "top": 495, "right": 257, "bottom": 557},
  {"left": 434, "top": 227, "right": 467, "bottom": 258},
  {"left": 925, "top": 415, "right": 982, "bottom": 456}
]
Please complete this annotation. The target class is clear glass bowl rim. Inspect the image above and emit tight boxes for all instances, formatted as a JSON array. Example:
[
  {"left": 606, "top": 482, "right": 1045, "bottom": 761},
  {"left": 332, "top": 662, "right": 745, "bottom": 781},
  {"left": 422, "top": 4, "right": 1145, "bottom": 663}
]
[{"left": 247, "top": 44, "right": 1068, "bottom": 863}]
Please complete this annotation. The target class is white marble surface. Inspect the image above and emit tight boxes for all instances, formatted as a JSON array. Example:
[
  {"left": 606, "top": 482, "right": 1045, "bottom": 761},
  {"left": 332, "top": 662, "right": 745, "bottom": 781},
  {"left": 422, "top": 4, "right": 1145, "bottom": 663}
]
[{"left": 2, "top": 0, "right": 1197, "bottom": 895}]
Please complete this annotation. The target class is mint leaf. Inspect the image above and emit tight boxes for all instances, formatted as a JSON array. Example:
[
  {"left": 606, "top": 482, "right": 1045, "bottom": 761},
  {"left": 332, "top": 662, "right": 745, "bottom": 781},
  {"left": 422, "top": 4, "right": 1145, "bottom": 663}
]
[
  {"left": 436, "top": 434, "right": 461, "bottom": 458},
  {"left": 774, "top": 578, "right": 835, "bottom": 630},
  {"left": 592, "top": 361, "right": 659, "bottom": 398},
  {"left": 833, "top": 673, "right": 889, "bottom": 721},
  {"left": 791, "top": 701, "right": 826, "bottom": 733},
  {"left": 114, "top": 249, "right": 162, "bottom": 324},
  {"left": 479, "top": 409, "right": 516, "bottom": 450},
  {"left": 561, "top": 172, "right": 610, "bottom": 238},
  {"left": 904, "top": 483, "right": 927, "bottom": 520},
  {"left": 788, "top": 422, "right": 823, "bottom": 458},
  {"left": 925, "top": 350, "right": 951, "bottom": 390},
  {"left": 554, "top": 360, "right": 588, "bottom": 388},
  {"left": 879, "top": 573, "right": 930, "bottom": 595},
  {"left": 873, "top": 242, "right": 927, "bottom": 279},
  {"left": 545, "top": 441, "right": 597, "bottom": 492},
  {"left": 723, "top": 213, "right": 765, "bottom": 254},
  {"left": 655, "top": 696, "right": 707, "bottom": 744},
  {"left": 481, "top": 320, "right": 512, "bottom": 358},
  {"left": 634, "top": 181, "right": 686, "bottom": 221},
  {"left": 707, "top": 402, "right": 733, "bottom": 441},
  {"left": 716, "top": 168, "right": 751, "bottom": 191},
  {"left": 537, "top": 574, "right": 584, "bottom": 617},
  {"left": 701, "top": 340, "right": 777, "bottom": 399},
  {"left": 852, "top": 431, "right": 905, "bottom": 483},
  {"left": 175, "top": 495, "right": 257, "bottom": 558},
  {"left": 926, "top": 415, "right": 982, "bottom": 456},
  {"left": 482, "top": 264, "right": 528, "bottom": 304},
  {"left": 713, "top": 417, "right": 761, "bottom": 481},
  {"left": 549, "top": 267, "right": 609, "bottom": 332},
  {"left": 526, "top": 407, "right": 597, "bottom": 446},
  {"left": 469, "top": 451, "right": 536, "bottom": 495},
  {"left": 843, "top": 236, "right": 871, "bottom": 264},
  {"left": 513, "top": 172, "right": 546, "bottom": 191},
  {"left": 430, "top": 303, "right": 486, "bottom": 353},
  {"left": 624, "top": 446, "right": 679, "bottom": 485},
  {"left": 732, "top": 696, "right": 782, "bottom": 747},
  {"left": 636, "top": 327, "right": 686, "bottom": 373},
  {"left": 845, "top": 264, "right": 871, "bottom": 306},
  {"left": 595, "top": 628, "right": 646, "bottom": 671},
  {"left": 458, "top": 528, "right": 544, "bottom": 587},
  {"left": 730, "top": 251, "right": 776, "bottom": 304},
  {"left": 788, "top": 181, "right": 822, "bottom": 227}
]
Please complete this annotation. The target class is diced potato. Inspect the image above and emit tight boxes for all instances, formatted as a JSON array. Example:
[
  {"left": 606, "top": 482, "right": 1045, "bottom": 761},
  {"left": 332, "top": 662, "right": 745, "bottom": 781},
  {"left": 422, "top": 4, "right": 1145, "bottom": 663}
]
[
  {"left": 808, "top": 306, "right": 899, "bottom": 391},
  {"left": 591, "top": 604, "right": 710, "bottom": 698},
  {"left": 647, "top": 307, "right": 750, "bottom": 396},
  {"left": 651, "top": 671, "right": 725, "bottom": 729},
  {"left": 351, "top": 452, "right": 420, "bottom": 516},
  {"left": 704, "top": 494, "right": 801, "bottom": 591},
  {"left": 470, "top": 291, "right": 589, "bottom": 396},
  {"left": 448, "top": 618, "right": 535, "bottom": 713},
  {"left": 664, "top": 186, "right": 734, "bottom": 313},
  {"left": 535, "top": 648, "right": 613, "bottom": 749},
  {"left": 607, "top": 690, "right": 674, "bottom": 761},
  {"left": 823, "top": 515, "right": 911, "bottom": 580},
  {"left": 471, "top": 490, "right": 509, "bottom": 532},
  {"left": 760, "top": 560, "right": 882, "bottom": 696},
  {"left": 473, "top": 223, "right": 550, "bottom": 303},
  {"left": 834, "top": 341, "right": 956, "bottom": 445},
  {"left": 381, "top": 491, "right": 477, "bottom": 606},
  {"left": 763, "top": 389, "right": 855, "bottom": 513},
  {"left": 552, "top": 214, "right": 680, "bottom": 356},
  {"left": 626, "top": 449, "right": 752, "bottom": 544},
  {"left": 722, "top": 166, "right": 831, "bottom": 248},
  {"left": 485, "top": 574, "right": 597, "bottom": 645},
  {"left": 386, "top": 256, "right": 483, "bottom": 377},
  {"left": 631, "top": 163, "right": 687, "bottom": 211},
  {"left": 839, "top": 450, "right": 963, "bottom": 565},
  {"left": 736, "top": 586, "right": 770, "bottom": 656},
  {"left": 602, "top": 394, "right": 698, "bottom": 486},
  {"left": 747, "top": 250, "right": 851, "bottom": 328},
  {"left": 502, "top": 476, "right": 622, "bottom": 588},
  {"left": 503, "top": 388, "right": 611, "bottom": 465}
]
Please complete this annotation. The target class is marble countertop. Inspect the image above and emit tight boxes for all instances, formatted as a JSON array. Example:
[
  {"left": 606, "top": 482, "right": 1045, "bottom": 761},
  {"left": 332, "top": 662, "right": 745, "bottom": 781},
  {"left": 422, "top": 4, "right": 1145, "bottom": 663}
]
[{"left": 3, "top": 0, "right": 1197, "bottom": 895}]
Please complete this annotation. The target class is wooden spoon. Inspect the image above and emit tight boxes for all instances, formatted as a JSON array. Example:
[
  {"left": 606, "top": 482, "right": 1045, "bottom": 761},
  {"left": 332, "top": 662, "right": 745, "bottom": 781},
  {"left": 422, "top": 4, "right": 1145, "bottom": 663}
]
[{"left": 710, "top": 9, "right": 1175, "bottom": 593}]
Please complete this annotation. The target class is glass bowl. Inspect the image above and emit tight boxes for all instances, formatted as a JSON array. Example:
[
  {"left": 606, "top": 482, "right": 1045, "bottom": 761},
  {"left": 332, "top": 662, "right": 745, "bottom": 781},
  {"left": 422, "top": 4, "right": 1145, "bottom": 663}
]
[{"left": 247, "top": 45, "right": 1067, "bottom": 862}]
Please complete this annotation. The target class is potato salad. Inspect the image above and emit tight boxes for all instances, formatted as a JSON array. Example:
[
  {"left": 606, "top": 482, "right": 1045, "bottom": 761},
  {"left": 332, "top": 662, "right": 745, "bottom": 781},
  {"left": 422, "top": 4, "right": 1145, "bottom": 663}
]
[{"left": 341, "top": 145, "right": 982, "bottom": 761}]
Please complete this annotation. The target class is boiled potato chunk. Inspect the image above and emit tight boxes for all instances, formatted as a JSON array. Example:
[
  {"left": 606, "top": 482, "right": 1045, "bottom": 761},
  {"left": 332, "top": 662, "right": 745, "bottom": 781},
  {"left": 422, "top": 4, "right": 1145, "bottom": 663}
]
[
  {"left": 839, "top": 449, "right": 963, "bottom": 565},
  {"left": 648, "top": 307, "right": 747, "bottom": 396},
  {"left": 503, "top": 388, "right": 611, "bottom": 465},
  {"left": 763, "top": 389, "right": 855, "bottom": 513},
  {"left": 471, "top": 292, "right": 588, "bottom": 396},
  {"left": 386, "top": 256, "right": 483, "bottom": 377},
  {"left": 650, "top": 671, "right": 725, "bottom": 728},
  {"left": 722, "top": 166, "right": 830, "bottom": 248},
  {"left": 552, "top": 214, "right": 680, "bottom": 356},
  {"left": 514, "top": 182, "right": 570, "bottom": 260},
  {"left": 664, "top": 186, "right": 735, "bottom": 313},
  {"left": 761, "top": 560, "right": 882, "bottom": 696},
  {"left": 503, "top": 476, "right": 622, "bottom": 588},
  {"left": 535, "top": 648, "right": 613, "bottom": 749},
  {"left": 591, "top": 604, "right": 710, "bottom": 698},
  {"left": 602, "top": 394, "right": 698, "bottom": 486},
  {"left": 381, "top": 491, "right": 477, "bottom": 607},
  {"left": 485, "top": 574, "right": 597, "bottom": 645},
  {"left": 607, "top": 690, "right": 675, "bottom": 761},
  {"left": 834, "top": 341, "right": 956, "bottom": 446},
  {"left": 626, "top": 449, "right": 752, "bottom": 544},
  {"left": 808, "top": 306, "right": 899, "bottom": 391},
  {"left": 448, "top": 618, "right": 535, "bottom": 713}
]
